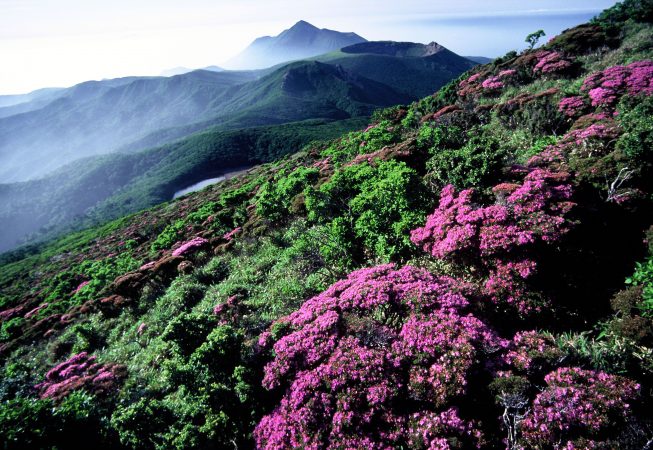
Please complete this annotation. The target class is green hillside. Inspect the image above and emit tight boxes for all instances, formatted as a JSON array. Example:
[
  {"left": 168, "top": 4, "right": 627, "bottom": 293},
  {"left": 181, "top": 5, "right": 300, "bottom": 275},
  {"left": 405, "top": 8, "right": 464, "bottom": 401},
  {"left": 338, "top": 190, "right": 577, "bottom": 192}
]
[
  {"left": 1, "top": 1, "right": 653, "bottom": 449},
  {"left": 0, "top": 118, "right": 367, "bottom": 252}
]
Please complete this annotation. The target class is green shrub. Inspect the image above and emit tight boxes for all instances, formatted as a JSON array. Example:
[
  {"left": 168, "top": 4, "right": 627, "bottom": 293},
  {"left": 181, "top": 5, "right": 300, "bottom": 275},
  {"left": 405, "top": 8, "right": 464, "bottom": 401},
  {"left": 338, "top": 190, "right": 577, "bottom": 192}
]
[
  {"left": 256, "top": 167, "right": 319, "bottom": 222},
  {"left": 111, "top": 397, "right": 173, "bottom": 449},
  {"left": 0, "top": 317, "right": 24, "bottom": 342},
  {"left": 617, "top": 96, "right": 653, "bottom": 180},
  {"left": 626, "top": 256, "right": 653, "bottom": 316},
  {"left": 161, "top": 312, "right": 216, "bottom": 356},
  {"left": 0, "top": 396, "right": 53, "bottom": 449},
  {"left": 305, "top": 160, "right": 429, "bottom": 268},
  {"left": 425, "top": 126, "right": 507, "bottom": 190},
  {"left": 151, "top": 219, "right": 186, "bottom": 252}
]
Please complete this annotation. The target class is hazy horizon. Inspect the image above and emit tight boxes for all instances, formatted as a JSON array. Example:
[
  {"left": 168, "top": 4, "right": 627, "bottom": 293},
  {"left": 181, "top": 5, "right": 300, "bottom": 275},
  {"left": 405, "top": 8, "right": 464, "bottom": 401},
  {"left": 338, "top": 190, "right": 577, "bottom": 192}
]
[{"left": 1, "top": 0, "right": 618, "bottom": 96}]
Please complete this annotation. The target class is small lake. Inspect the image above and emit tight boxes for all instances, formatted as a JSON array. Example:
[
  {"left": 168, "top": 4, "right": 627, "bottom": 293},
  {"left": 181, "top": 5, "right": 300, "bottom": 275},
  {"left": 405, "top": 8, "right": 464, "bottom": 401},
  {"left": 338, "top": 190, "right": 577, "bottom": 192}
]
[
  {"left": 173, "top": 177, "right": 225, "bottom": 199},
  {"left": 172, "top": 167, "right": 251, "bottom": 199}
]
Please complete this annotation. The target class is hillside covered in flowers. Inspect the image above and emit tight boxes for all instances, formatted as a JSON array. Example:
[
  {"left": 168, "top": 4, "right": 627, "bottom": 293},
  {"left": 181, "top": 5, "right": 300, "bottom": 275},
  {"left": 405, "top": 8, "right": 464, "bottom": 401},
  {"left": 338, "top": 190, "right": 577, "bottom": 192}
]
[{"left": 1, "top": 1, "right": 653, "bottom": 448}]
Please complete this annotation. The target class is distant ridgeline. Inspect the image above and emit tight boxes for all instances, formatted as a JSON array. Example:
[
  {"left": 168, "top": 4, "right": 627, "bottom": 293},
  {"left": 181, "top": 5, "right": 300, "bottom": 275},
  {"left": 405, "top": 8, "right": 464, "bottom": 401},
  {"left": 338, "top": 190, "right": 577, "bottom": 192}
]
[
  {"left": 2, "top": 1, "right": 653, "bottom": 449},
  {"left": 0, "top": 26, "right": 475, "bottom": 253}
]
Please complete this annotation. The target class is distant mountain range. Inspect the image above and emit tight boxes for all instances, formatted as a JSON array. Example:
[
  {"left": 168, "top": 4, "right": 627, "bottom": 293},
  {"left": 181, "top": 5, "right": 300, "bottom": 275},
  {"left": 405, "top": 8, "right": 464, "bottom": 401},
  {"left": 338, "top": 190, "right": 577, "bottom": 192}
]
[
  {"left": 464, "top": 56, "right": 494, "bottom": 64},
  {"left": 160, "top": 65, "right": 224, "bottom": 76},
  {"left": 223, "top": 20, "right": 367, "bottom": 69},
  {"left": 0, "top": 20, "right": 480, "bottom": 251}
]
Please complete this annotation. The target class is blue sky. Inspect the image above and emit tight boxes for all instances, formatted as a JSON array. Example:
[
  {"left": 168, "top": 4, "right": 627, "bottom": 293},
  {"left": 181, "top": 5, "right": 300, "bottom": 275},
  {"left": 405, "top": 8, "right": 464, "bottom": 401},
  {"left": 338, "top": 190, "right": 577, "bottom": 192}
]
[{"left": 0, "top": 0, "right": 619, "bottom": 95}]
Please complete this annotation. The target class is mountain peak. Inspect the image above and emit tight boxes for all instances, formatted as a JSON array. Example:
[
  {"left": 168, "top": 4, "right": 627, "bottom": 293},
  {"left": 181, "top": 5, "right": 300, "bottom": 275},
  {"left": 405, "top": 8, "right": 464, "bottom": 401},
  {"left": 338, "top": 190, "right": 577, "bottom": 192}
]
[
  {"left": 223, "top": 21, "right": 367, "bottom": 70},
  {"left": 290, "top": 20, "right": 317, "bottom": 30}
]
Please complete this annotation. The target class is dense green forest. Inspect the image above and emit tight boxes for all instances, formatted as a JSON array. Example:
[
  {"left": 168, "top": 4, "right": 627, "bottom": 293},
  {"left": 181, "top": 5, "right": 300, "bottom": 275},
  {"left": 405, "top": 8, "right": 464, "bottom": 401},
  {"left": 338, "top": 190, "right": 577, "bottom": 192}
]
[{"left": 1, "top": 1, "right": 653, "bottom": 448}]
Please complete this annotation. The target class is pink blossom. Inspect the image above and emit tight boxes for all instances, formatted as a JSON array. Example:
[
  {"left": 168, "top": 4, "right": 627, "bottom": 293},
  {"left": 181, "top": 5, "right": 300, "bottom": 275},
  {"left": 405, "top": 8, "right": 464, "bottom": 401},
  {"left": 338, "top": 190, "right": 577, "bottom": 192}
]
[
  {"left": 558, "top": 96, "right": 586, "bottom": 117},
  {"left": 171, "top": 237, "right": 209, "bottom": 257},
  {"left": 24, "top": 303, "right": 49, "bottom": 319},
  {"left": 74, "top": 281, "right": 90, "bottom": 294},
  {"left": 223, "top": 227, "right": 242, "bottom": 242},
  {"left": 255, "top": 264, "right": 502, "bottom": 449}
]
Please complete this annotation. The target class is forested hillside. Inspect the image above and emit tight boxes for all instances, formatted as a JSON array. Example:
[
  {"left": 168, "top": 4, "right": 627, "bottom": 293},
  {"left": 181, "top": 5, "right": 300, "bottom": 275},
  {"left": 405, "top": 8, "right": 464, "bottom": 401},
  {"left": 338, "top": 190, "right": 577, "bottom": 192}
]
[{"left": 1, "top": 1, "right": 653, "bottom": 448}]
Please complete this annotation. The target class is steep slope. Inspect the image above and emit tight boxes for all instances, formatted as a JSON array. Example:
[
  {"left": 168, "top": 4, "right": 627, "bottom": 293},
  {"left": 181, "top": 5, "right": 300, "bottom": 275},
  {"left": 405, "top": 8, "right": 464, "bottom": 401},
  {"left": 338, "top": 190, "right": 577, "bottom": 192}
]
[
  {"left": 223, "top": 20, "right": 367, "bottom": 69},
  {"left": 0, "top": 2, "right": 653, "bottom": 448}
]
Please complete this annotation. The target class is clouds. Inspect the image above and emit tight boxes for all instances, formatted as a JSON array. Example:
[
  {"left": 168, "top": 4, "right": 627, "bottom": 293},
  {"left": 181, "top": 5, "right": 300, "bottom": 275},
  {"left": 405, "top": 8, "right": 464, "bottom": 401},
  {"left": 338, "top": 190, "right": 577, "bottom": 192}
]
[{"left": 0, "top": 0, "right": 618, "bottom": 95}]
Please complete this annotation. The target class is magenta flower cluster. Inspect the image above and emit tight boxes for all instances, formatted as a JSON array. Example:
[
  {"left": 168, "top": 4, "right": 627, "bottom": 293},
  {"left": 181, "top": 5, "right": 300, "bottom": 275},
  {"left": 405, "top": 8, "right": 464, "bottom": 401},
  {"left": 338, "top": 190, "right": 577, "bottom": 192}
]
[
  {"left": 503, "top": 331, "right": 564, "bottom": 372},
  {"left": 532, "top": 50, "right": 573, "bottom": 75},
  {"left": 410, "top": 169, "right": 574, "bottom": 312},
  {"left": 459, "top": 70, "right": 517, "bottom": 96},
  {"left": 481, "top": 76, "right": 504, "bottom": 90},
  {"left": 223, "top": 226, "right": 242, "bottom": 242},
  {"left": 581, "top": 60, "right": 653, "bottom": 108},
  {"left": 255, "top": 264, "right": 504, "bottom": 449},
  {"left": 74, "top": 280, "right": 90, "bottom": 294},
  {"left": 171, "top": 236, "right": 209, "bottom": 256},
  {"left": 558, "top": 96, "right": 586, "bottom": 117},
  {"left": 35, "top": 352, "right": 125, "bottom": 401},
  {"left": 527, "top": 113, "right": 620, "bottom": 168},
  {"left": 521, "top": 367, "right": 641, "bottom": 449}
]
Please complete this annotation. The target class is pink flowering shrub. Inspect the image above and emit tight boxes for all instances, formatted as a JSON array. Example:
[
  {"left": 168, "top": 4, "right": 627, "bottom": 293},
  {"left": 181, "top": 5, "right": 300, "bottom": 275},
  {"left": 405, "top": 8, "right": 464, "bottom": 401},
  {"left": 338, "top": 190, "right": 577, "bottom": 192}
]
[
  {"left": 171, "top": 236, "right": 208, "bottom": 257},
  {"left": 459, "top": 70, "right": 516, "bottom": 96},
  {"left": 23, "top": 303, "right": 49, "bottom": 319},
  {"left": 410, "top": 169, "right": 574, "bottom": 312},
  {"left": 73, "top": 280, "right": 90, "bottom": 294},
  {"left": 35, "top": 352, "right": 126, "bottom": 401},
  {"left": 498, "top": 69, "right": 517, "bottom": 78},
  {"left": 458, "top": 72, "right": 485, "bottom": 97},
  {"left": 581, "top": 60, "right": 653, "bottom": 108},
  {"left": 255, "top": 264, "right": 505, "bottom": 449},
  {"left": 558, "top": 96, "right": 586, "bottom": 117},
  {"left": 532, "top": 50, "right": 573, "bottom": 75},
  {"left": 520, "top": 367, "right": 641, "bottom": 448},
  {"left": 223, "top": 227, "right": 242, "bottom": 242},
  {"left": 481, "top": 76, "right": 504, "bottom": 90},
  {"left": 503, "top": 331, "right": 564, "bottom": 373}
]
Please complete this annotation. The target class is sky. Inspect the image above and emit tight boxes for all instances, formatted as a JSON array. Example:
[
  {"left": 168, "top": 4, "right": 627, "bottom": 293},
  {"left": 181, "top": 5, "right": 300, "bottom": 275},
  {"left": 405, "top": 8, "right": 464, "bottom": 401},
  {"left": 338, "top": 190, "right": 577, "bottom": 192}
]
[{"left": 0, "top": 0, "right": 619, "bottom": 95}]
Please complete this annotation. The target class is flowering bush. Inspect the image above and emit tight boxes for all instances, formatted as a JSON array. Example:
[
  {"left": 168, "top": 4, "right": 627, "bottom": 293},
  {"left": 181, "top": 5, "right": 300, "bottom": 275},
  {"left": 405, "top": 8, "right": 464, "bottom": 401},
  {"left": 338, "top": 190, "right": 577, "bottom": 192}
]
[
  {"left": 520, "top": 367, "right": 641, "bottom": 448},
  {"left": 504, "top": 331, "right": 565, "bottom": 374},
  {"left": 171, "top": 237, "right": 209, "bottom": 257},
  {"left": 411, "top": 169, "right": 574, "bottom": 312},
  {"left": 581, "top": 60, "right": 653, "bottom": 108},
  {"left": 459, "top": 70, "right": 515, "bottom": 96},
  {"left": 532, "top": 50, "right": 573, "bottom": 75},
  {"left": 223, "top": 227, "right": 241, "bottom": 242},
  {"left": 481, "top": 76, "right": 504, "bottom": 90},
  {"left": 458, "top": 72, "right": 485, "bottom": 97},
  {"left": 255, "top": 264, "right": 504, "bottom": 449},
  {"left": 35, "top": 352, "right": 126, "bottom": 401},
  {"left": 558, "top": 96, "right": 586, "bottom": 117}
]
